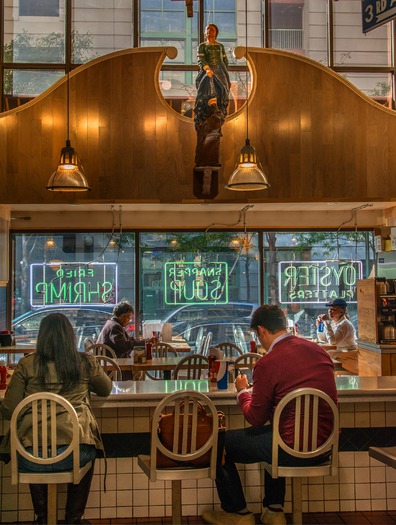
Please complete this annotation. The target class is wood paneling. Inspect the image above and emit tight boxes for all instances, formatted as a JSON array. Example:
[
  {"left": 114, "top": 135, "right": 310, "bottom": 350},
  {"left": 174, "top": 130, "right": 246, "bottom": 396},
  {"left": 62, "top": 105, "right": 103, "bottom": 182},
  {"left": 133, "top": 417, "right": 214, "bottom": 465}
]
[
  {"left": 1, "top": 47, "right": 396, "bottom": 205},
  {"left": 357, "top": 278, "right": 378, "bottom": 343},
  {"left": 358, "top": 347, "right": 381, "bottom": 376}
]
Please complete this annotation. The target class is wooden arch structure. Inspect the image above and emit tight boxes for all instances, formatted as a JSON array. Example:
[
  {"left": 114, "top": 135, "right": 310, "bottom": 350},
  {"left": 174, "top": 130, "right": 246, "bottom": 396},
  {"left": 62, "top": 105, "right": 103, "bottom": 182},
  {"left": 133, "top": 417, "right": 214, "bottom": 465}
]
[{"left": 0, "top": 46, "right": 395, "bottom": 205}]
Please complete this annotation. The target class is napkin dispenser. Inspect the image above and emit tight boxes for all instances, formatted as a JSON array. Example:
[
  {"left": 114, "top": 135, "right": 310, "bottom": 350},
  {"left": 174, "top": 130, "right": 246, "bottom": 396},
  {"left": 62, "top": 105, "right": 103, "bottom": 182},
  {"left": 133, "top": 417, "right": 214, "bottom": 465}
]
[{"left": 161, "top": 323, "right": 173, "bottom": 342}]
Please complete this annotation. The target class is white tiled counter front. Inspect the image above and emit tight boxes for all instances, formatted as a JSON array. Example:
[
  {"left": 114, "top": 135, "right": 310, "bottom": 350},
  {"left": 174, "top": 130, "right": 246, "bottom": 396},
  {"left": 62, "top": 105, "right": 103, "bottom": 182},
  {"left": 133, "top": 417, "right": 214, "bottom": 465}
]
[{"left": 1, "top": 377, "right": 396, "bottom": 522}]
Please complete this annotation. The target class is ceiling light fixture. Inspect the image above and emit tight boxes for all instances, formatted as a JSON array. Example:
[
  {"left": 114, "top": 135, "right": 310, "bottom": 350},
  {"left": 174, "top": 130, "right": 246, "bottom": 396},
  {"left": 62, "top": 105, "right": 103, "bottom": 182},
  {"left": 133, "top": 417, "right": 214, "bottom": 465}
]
[
  {"left": 226, "top": 0, "right": 270, "bottom": 191},
  {"left": 47, "top": 72, "right": 91, "bottom": 192}
]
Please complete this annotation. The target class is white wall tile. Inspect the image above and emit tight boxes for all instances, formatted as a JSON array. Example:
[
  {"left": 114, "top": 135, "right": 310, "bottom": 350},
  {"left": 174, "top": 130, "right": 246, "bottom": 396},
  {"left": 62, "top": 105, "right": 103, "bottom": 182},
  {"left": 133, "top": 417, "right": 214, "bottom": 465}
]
[
  {"left": 355, "top": 483, "right": 370, "bottom": 500},
  {"left": 371, "top": 483, "right": 387, "bottom": 499},
  {"left": 356, "top": 499, "right": 371, "bottom": 511}
]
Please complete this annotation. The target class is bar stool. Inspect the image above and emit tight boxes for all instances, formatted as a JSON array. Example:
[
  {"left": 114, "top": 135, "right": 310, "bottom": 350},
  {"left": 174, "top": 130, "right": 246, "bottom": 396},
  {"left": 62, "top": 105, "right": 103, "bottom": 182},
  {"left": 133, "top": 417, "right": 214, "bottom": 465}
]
[
  {"left": 137, "top": 390, "right": 219, "bottom": 525},
  {"left": 263, "top": 388, "right": 339, "bottom": 525},
  {"left": 10, "top": 392, "right": 93, "bottom": 525},
  {"left": 369, "top": 446, "right": 396, "bottom": 469}
]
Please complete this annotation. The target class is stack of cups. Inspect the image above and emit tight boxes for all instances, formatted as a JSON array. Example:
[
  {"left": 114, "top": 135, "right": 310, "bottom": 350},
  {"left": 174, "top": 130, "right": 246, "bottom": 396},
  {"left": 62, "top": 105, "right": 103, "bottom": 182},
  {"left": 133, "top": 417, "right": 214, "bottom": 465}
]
[{"left": 215, "top": 360, "right": 229, "bottom": 390}]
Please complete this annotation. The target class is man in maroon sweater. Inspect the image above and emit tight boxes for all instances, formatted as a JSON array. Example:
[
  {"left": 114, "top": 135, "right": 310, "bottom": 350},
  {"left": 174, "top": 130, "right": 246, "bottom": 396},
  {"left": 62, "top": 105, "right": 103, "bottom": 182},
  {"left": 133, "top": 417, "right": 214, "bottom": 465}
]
[{"left": 202, "top": 305, "right": 337, "bottom": 525}]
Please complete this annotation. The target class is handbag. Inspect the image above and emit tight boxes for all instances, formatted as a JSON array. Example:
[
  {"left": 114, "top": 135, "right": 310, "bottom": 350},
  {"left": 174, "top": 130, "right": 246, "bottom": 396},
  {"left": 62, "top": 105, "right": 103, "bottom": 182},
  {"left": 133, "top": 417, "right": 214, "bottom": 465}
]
[{"left": 156, "top": 401, "right": 226, "bottom": 468}]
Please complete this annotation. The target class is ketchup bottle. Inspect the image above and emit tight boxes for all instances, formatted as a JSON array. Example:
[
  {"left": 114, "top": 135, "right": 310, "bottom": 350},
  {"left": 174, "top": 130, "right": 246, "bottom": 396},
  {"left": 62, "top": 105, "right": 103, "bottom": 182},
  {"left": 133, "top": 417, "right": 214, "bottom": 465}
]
[
  {"left": 0, "top": 360, "right": 7, "bottom": 390},
  {"left": 146, "top": 341, "right": 153, "bottom": 361}
]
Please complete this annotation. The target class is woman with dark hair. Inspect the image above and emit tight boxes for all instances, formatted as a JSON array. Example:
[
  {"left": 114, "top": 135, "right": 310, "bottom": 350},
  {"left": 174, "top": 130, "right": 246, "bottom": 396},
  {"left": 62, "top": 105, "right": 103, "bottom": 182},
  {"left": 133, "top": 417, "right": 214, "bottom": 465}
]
[{"left": 0, "top": 312, "right": 112, "bottom": 524}]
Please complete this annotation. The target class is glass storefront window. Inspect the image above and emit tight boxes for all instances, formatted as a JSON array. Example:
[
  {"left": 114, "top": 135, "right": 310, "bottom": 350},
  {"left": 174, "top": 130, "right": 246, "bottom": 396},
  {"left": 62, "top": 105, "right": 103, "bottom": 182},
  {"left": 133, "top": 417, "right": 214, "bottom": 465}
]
[
  {"left": 139, "top": 232, "right": 260, "bottom": 351},
  {"left": 12, "top": 232, "right": 136, "bottom": 351},
  {"left": 11, "top": 229, "right": 375, "bottom": 356},
  {"left": 264, "top": 230, "right": 375, "bottom": 338}
]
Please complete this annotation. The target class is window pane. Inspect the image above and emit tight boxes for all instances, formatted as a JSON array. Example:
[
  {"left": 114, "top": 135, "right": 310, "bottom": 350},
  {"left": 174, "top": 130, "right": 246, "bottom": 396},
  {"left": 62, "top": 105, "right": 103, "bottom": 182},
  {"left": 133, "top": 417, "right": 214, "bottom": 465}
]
[
  {"left": 141, "top": 11, "right": 162, "bottom": 33},
  {"left": 341, "top": 72, "right": 393, "bottom": 108},
  {"left": 333, "top": 0, "right": 390, "bottom": 67},
  {"left": 4, "top": 0, "right": 65, "bottom": 64},
  {"left": 140, "top": 0, "right": 236, "bottom": 64},
  {"left": 204, "top": 12, "right": 235, "bottom": 33},
  {"left": 19, "top": 0, "right": 59, "bottom": 17},
  {"left": 72, "top": 1, "right": 133, "bottom": 62},
  {"left": 140, "top": 232, "right": 260, "bottom": 352},
  {"left": 163, "top": 12, "right": 185, "bottom": 32},
  {"left": 12, "top": 232, "right": 136, "bottom": 351},
  {"left": 269, "top": 0, "right": 329, "bottom": 63},
  {"left": 264, "top": 231, "right": 374, "bottom": 338},
  {"left": 158, "top": 68, "right": 250, "bottom": 118},
  {"left": 269, "top": 1, "right": 303, "bottom": 52},
  {"left": 3, "top": 69, "right": 64, "bottom": 99}
]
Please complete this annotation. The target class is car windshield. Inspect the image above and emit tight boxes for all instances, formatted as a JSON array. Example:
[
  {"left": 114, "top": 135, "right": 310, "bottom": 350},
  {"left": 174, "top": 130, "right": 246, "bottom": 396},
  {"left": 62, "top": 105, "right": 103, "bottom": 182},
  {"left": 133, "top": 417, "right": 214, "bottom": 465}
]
[{"left": 177, "top": 321, "right": 251, "bottom": 353}]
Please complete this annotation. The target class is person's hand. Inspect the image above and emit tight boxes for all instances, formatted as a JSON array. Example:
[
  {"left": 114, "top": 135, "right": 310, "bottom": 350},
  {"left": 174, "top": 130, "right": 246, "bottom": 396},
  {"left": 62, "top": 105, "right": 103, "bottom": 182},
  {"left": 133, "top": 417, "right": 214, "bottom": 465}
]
[
  {"left": 235, "top": 372, "right": 249, "bottom": 393},
  {"left": 206, "top": 69, "right": 214, "bottom": 77}
]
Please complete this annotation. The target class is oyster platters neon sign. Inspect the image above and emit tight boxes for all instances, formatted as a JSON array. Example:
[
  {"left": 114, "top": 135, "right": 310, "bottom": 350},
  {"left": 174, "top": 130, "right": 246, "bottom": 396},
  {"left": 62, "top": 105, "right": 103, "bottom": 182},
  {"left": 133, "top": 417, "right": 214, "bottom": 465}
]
[
  {"left": 30, "top": 262, "right": 118, "bottom": 307},
  {"left": 278, "top": 260, "right": 362, "bottom": 304}
]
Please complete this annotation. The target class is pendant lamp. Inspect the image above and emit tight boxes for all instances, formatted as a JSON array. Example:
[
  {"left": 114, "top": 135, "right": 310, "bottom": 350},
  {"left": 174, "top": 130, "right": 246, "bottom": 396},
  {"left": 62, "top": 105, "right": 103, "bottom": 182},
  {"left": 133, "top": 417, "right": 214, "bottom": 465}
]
[
  {"left": 47, "top": 72, "right": 91, "bottom": 192},
  {"left": 226, "top": 0, "right": 270, "bottom": 191}
]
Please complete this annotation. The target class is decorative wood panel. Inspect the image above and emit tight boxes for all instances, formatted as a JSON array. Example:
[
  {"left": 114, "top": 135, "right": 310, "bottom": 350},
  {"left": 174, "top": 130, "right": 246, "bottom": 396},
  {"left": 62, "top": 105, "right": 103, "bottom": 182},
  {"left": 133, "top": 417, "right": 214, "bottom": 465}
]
[
  {"left": 358, "top": 347, "right": 381, "bottom": 376},
  {"left": 1, "top": 47, "right": 396, "bottom": 205},
  {"left": 357, "top": 278, "right": 378, "bottom": 343}
]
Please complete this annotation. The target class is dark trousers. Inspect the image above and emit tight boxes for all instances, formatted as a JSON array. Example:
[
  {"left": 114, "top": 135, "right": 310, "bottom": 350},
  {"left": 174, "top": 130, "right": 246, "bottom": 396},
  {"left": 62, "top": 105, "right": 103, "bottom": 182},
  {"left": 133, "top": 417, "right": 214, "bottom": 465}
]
[{"left": 215, "top": 426, "right": 328, "bottom": 513}]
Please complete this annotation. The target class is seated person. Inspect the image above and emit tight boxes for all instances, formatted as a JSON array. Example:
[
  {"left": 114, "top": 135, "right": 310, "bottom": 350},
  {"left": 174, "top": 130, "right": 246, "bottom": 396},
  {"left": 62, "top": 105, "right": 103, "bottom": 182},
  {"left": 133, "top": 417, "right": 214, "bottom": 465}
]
[
  {"left": 97, "top": 301, "right": 145, "bottom": 358},
  {"left": 316, "top": 298, "right": 358, "bottom": 354},
  {"left": 97, "top": 301, "right": 147, "bottom": 380},
  {"left": 0, "top": 313, "right": 112, "bottom": 525}
]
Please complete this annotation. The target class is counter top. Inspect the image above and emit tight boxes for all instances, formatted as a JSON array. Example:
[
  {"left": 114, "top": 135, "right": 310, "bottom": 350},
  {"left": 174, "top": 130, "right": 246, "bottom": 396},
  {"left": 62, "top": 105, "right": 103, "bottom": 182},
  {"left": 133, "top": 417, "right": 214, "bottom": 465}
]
[
  {"left": 87, "top": 375, "right": 396, "bottom": 407},
  {"left": 3, "top": 376, "right": 396, "bottom": 407},
  {"left": 358, "top": 340, "right": 396, "bottom": 353}
]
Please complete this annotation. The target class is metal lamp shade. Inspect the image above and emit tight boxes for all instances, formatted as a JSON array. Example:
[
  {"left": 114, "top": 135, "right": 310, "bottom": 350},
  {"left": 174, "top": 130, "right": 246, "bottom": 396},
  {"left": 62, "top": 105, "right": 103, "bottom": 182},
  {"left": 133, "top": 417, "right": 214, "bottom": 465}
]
[
  {"left": 47, "top": 140, "right": 91, "bottom": 192},
  {"left": 46, "top": 166, "right": 91, "bottom": 192},
  {"left": 226, "top": 140, "right": 270, "bottom": 191}
]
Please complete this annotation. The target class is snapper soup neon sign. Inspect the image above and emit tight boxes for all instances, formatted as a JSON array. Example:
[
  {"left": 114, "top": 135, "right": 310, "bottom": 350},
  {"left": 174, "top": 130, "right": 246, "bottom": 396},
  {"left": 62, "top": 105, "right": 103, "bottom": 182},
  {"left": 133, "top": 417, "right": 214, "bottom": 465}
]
[
  {"left": 30, "top": 262, "right": 118, "bottom": 307},
  {"left": 165, "top": 261, "right": 228, "bottom": 305},
  {"left": 278, "top": 260, "right": 362, "bottom": 304}
]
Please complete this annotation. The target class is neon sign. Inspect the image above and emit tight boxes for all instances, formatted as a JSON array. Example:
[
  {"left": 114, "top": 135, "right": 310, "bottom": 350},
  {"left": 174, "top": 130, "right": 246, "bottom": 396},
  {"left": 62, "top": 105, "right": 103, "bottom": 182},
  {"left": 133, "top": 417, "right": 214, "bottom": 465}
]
[
  {"left": 165, "top": 261, "right": 228, "bottom": 305},
  {"left": 278, "top": 260, "right": 363, "bottom": 304},
  {"left": 30, "top": 262, "right": 118, "bottom": 307}
]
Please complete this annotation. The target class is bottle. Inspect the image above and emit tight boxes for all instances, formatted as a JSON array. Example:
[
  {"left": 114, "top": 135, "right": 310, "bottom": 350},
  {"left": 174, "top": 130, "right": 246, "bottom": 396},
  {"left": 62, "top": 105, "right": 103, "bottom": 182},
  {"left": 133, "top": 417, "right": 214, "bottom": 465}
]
[
  {"left": 146, "top": 341, "right": 152, "bottom": 361},
  {"left": 208, "top": 355, "right": 217, "bottom": 383},
  {"left": 318, "top": 321, "right": 324, "bottom": 333},
  {"left": 0, "top": 360, "right": 7, "bottom": 390},
  {"left": 250, "top": 340, "right": 257, "bottom": 352}
]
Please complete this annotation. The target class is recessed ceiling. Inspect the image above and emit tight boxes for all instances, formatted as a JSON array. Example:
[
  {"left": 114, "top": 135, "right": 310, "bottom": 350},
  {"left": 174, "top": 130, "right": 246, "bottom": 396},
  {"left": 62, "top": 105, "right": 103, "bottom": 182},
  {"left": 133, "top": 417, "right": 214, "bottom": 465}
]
[{"left": 8, "top": 201, "right": 396, "bottom": 213}]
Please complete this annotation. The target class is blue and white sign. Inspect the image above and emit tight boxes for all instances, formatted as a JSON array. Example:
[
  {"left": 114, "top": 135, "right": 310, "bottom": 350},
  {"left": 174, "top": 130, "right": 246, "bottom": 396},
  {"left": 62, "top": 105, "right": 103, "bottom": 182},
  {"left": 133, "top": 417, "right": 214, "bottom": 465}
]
[{"left": 362, "top": 0, "right": 396, "bottom": 33}]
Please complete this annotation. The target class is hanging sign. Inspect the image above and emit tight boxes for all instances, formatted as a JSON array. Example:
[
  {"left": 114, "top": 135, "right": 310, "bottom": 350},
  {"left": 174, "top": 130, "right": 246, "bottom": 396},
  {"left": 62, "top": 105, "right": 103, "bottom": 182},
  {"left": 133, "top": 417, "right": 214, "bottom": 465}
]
[
  {"left": 165, "top": 261, "right": 228, "bottom": 306},
  {"left": 30, "top": 262, "right": 118, "bottom": 307},
  {"left": 362, "top": 0, "right": 396, "bottom": 33},
  {"left": 278, "top": 260, "right": 363, "bottom": 304}
]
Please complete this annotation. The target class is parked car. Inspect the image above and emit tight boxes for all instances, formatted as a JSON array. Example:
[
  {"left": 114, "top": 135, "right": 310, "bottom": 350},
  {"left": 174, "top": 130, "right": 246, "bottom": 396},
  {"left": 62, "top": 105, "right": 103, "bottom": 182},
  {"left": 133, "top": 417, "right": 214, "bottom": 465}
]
[
  {"left": 160, "top": 302, "right": 257, "bottom": 328},
  {"left": 177, "top": 320, "right": 252, "bottom": 353},
  {"left": 12, "top": 305, "right": 113, "bottom": 352}
]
